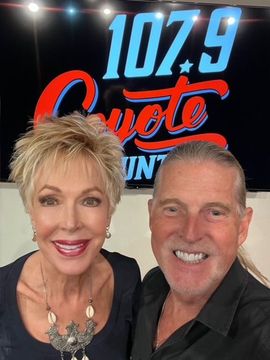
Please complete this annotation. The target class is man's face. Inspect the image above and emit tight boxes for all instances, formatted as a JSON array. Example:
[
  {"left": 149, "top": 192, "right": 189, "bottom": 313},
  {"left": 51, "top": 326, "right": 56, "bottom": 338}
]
[{"left": 149, "top": 160, "right": 252, "bottom": 302}]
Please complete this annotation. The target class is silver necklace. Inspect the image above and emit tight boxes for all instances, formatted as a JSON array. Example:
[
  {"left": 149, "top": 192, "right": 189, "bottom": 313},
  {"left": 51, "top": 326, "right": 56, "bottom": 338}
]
[
  {"left": 154, "top": 291, "right": 170, "bottom": 351},
  {"left": 40, "top": 264, "right": 96, "bottom": 360}
]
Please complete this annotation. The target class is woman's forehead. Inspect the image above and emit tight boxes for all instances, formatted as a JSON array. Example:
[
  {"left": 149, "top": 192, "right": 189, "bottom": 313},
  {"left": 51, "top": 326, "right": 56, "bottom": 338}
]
[{"left": 34, "top": 155, "right": 104, "bottom": 187}]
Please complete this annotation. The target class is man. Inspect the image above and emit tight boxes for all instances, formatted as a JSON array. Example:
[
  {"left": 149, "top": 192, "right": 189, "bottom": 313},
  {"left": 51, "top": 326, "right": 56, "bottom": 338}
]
[{"left": 131, "top": 141, "right": 270, "bottom": 359}]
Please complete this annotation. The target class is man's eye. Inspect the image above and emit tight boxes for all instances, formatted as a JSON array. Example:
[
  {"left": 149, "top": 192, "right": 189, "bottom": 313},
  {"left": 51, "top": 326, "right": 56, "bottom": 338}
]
[
  {"left": 211, "top": 210, "right": 221, "bottom": 216},
  {"left": 82, "top": 197, "right": 101, "bottom": 207},
  {"left": 164, "top": 207, "right": 178, "bottom": 215},
  {"left": 39, "top": 197, "right": 57, "bottom": 206},
  {"left": 208, "top": 209, "right": 226, "bottom": 218},
  {"left": 211, "top": 209, "right": 224, "bottom": 216}
]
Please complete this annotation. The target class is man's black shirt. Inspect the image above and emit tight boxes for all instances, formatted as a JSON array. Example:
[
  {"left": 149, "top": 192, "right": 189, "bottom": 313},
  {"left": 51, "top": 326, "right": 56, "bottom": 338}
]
[{"left": 131, "top": 259, "right": 270, "bottom": 359}]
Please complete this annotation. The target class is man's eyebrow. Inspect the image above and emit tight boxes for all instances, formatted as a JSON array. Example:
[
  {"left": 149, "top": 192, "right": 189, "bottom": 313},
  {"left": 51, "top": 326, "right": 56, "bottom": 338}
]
[
  {"left": 203, "top": 202, "right": 231, "bottom": 212},
  {"left": 157, "top": 199, "right": 232, "bottom": 212},
  {"left": 158, "top": 198, "right": 186, "bottom": 208}
]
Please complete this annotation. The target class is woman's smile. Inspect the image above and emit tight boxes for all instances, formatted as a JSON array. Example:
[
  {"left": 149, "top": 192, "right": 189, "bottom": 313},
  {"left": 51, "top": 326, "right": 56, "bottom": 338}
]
[{"left": 53, "top": 240, "right": 90, "bottom": 257}]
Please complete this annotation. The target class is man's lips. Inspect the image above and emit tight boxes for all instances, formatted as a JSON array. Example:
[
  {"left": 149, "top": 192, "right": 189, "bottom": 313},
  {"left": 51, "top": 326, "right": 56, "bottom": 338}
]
[
  {"left": 53, "top": 240, "right": 90, "bottom": 257},
  {"left": 174, "top": 250, "right": 209, "bottom": 264}
]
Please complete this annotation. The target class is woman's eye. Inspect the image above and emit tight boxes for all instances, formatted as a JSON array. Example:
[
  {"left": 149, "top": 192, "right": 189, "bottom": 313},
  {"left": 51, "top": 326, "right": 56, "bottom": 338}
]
[
  {"left": 82, "top": 197, "right": 101, "bottom": 207},
  {"left": 39, "top": 197, "right": 57, "bottom": 206}
]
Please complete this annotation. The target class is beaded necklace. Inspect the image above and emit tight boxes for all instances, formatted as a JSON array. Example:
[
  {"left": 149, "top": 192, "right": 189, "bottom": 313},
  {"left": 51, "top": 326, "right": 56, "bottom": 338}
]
[{"left": 40, "top": 264, "right": 96, "bottom": 360}]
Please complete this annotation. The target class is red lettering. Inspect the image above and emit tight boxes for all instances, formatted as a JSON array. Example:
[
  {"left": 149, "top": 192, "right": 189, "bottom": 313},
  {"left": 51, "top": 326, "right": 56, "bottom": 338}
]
[
  {"left": 135, "top": 133, "right": 227, "bottom": 151},
  {"left": 34, "top": 72, "right": 228, "bottom": 151},
  {"left": 34, "top": 70, "right": 97, "bottom": 126},
  {"left": 135, "top": 105, "right": 163, "bottom": 137},
  {"left": 182, "top": 96, "right": 207, "bottom": 129},
  {"left": 97, "top": 109, "right": 136, "bottom": 143}
]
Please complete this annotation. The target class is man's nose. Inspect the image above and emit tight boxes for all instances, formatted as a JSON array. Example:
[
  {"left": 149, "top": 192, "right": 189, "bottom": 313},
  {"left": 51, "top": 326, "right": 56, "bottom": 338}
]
[{"left": 182, "top": 213, "right": 202, "bottom": 243}]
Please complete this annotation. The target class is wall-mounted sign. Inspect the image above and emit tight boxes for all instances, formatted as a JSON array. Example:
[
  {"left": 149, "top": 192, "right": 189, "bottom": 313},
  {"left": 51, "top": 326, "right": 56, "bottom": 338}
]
[{"left": 1, "top": 1, "right": 269, "bottom": 189}]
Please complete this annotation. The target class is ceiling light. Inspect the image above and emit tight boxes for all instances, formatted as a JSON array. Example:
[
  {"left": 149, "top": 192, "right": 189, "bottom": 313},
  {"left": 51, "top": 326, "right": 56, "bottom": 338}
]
[{"left": 28, "top": 2, "right": 39, "bottom": 12}]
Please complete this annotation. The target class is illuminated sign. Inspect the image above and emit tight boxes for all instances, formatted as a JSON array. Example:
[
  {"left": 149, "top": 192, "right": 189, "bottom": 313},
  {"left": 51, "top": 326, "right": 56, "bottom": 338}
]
[{"left": 1, "top": 1, "right": 270, "bottom": 189}]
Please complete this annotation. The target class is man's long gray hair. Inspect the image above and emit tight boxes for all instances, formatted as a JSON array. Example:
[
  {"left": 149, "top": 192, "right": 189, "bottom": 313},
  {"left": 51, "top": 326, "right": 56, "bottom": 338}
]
[{"left": 154, "top": 141, "right": 246, "bottom": 216}]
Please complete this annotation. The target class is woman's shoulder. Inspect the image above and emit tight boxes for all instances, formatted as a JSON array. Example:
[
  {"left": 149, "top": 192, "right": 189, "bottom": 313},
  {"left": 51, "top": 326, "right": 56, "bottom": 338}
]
[
  {"left": 101, "top": 248, "right": 140, "bottom": 273},
  {"left": 0, "top": 252, "right": 35, "bottom": 284},
  {"left": 143, "top": 266, "right": 162, "bottom": 282},
  {"left": 0, "top": 252, "right": 34, "bottom": 311},
  {"left": 101, "top": 249, "right": 141, "bottom": 291},
  {"left": 0, "top": 262, "right": 11, "bottom": 286},
  {"left": 142, "top": 266, "right": 169, "bottom": 295}
]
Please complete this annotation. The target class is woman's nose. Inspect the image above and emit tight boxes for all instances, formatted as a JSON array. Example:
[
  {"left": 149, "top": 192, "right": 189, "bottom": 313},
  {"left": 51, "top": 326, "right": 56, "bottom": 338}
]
[{"left": 60, "top": 204, "right": 81, "bottom": 232}]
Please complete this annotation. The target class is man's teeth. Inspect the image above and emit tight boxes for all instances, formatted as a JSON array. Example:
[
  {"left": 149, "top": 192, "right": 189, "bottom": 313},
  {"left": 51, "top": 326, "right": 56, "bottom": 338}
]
[{"left": 174, "top": 250, "right": 208, "bottom": 264}]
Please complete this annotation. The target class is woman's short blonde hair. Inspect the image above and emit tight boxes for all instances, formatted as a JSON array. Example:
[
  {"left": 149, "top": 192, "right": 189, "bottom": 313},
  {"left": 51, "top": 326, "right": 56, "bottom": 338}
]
[{"left": 9, "top": 111, "right": 125, "bottom": 212}]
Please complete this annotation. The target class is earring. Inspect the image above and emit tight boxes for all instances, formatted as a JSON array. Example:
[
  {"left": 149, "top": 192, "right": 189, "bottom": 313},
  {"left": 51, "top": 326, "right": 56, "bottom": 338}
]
[
  {"left": 32, "top": 228, "right": 37, "bottom": 242},
  {"left": 106, "top": 226, "right": 111, "bottom": 239}
]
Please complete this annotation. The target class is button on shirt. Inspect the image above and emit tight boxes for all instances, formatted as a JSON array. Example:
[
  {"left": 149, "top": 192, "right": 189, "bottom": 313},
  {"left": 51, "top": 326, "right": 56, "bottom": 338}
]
[{"left": 131, "top": 260, "right": 270, "bottom": 360}]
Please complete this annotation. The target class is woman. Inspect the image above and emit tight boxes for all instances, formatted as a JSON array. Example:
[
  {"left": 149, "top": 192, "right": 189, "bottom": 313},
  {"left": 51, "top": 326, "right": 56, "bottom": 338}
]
[{"left": 0, "top": 112, "right": 141, "bottom": 360}]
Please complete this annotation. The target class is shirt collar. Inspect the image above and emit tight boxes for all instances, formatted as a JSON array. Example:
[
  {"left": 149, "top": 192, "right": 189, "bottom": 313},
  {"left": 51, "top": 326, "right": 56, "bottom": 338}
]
[
  {"left": 144, "top": 259, "right": 249, "bottom": 339},
  {"left": 194, "top": 259, "right": 249, "bottom": 336}
]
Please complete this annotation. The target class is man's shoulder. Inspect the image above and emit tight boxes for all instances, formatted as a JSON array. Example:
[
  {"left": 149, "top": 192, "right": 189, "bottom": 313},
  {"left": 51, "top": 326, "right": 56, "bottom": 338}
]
[
  {"left": 222, "top": 260, "right": 270, "bottom": 316},
  {"left": 241, "top": 272, "right": 270, "bottom": 314},
  {"left": 233, "top": 272, "right": 270, "bottom": 353}
]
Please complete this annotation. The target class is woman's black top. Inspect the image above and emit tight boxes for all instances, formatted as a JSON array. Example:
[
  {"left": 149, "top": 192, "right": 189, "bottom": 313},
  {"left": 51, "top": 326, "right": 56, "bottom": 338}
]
[{"left": 0, "top": 249, "right": 141, "bottom": 360}]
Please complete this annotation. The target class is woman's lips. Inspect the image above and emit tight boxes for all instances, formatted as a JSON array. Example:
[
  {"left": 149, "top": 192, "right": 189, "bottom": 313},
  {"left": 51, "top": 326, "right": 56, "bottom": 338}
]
[{"left": 53, "top": 240, "right": 90, "bottom": 257}]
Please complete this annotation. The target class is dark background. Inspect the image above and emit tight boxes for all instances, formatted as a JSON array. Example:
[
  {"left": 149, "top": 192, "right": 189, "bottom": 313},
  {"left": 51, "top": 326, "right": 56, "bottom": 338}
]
[{"left": 0, "top": 1, "right": 269, "bottom": 189}]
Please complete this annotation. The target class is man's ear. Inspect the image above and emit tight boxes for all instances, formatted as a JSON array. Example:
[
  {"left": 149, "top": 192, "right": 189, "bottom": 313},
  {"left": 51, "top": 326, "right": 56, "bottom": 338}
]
[
  {"left": 148, "top": 198, "right": 153, "bottom": 214},
  {"left": 238, "top": 207, "right": 253, "bottom": 246},
  {"left": 148, "top": 198, "right": 153, "bottom": 230}
]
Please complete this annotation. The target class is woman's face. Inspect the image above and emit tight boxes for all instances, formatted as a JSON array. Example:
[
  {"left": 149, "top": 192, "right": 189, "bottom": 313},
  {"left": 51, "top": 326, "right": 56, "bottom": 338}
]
[{"left": 29, "top": 156, "right": 111, "bottom": 276}]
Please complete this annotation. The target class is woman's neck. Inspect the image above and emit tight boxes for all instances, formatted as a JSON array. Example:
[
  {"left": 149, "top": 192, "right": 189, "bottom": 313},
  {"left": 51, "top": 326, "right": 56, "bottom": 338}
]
[{"left": 37, "top": 251, "right": 97, "bottom": 303}]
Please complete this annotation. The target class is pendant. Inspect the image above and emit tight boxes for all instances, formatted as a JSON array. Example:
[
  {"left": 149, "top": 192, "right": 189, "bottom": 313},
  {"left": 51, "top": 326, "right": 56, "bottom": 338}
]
[
  {"left": 86, "top": 304, "right": 95, "bottom": 319},
  {"left": 48, "top": 310, "right": 57, "bottom": 325},
  {"left": 70, "top": 352, "right": 89, "bottom": 360},
  {"left": 47, "top": 319, "right": 96, "bottom": 355}
]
